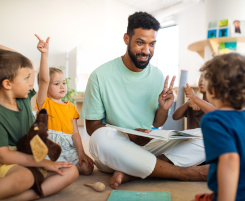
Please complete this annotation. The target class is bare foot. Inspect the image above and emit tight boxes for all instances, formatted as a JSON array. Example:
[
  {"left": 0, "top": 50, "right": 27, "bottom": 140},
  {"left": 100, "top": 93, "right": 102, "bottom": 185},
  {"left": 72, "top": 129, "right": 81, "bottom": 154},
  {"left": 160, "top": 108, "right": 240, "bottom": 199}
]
[
  {"left": 109, "top": 171, "right": 124, "bottom": 189},
  {"left": 109, "top": 171, "right": 138, "bottom": 189}
]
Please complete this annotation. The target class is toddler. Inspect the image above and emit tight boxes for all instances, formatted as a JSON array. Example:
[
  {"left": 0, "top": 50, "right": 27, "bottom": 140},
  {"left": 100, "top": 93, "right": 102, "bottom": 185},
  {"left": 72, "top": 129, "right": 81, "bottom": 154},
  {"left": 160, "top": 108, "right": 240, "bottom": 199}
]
[
  {"left": 35, "top": 35, "right": 94, "bottom": 175},
  {"left": 195, "top": 53, "right": 245, "bottom": 201},
  {"left": 173, "top": 73, "right": 215, "bottom": 129}
]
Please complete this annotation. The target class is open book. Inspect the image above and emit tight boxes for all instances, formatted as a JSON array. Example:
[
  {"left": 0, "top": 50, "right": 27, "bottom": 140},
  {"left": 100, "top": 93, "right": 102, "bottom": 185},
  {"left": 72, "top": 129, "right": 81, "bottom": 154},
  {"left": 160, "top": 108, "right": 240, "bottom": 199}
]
[{"left": 106, "top": 124, "right": 202, "bottom": 142}]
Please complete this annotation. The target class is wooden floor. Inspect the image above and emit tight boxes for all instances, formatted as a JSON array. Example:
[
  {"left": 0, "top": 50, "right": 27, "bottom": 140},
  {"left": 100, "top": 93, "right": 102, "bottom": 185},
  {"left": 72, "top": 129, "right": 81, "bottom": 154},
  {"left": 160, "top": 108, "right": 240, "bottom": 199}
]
[{"left": 39, "top": 127, "right": 211, "bottom": 201}]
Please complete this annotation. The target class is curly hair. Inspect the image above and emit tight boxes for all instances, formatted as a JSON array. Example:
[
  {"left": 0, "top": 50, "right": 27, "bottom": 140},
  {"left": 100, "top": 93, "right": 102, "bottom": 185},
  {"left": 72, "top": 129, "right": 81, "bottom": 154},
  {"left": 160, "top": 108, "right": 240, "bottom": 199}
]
[
  {"left": 127, "top": 12, "right": 160, "bottom": 37},
  {"left": 200, "top": 53, "right": 245, "bottom": 109},
  {"left": 0, "top": 50, "right": 32, "bottom": 89}
]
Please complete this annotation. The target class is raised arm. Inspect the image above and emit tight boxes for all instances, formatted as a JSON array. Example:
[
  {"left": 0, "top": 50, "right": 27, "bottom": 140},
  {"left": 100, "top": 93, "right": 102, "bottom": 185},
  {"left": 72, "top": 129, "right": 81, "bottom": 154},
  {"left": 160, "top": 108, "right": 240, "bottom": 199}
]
[
  {"left": 172, "top": 101, "right": 189, "bottom": 120},
  {"left": 35, "top": 34, "right": 50, "bottom": 110},
  {"left": 153, "top": 75, "right": 176, "bottom": 128},
  {"left": 0, "top": 44, "right": 17, "bottom": 52},
  {"left": 185, "top": 83, "right": 216, "bottom": 113}
]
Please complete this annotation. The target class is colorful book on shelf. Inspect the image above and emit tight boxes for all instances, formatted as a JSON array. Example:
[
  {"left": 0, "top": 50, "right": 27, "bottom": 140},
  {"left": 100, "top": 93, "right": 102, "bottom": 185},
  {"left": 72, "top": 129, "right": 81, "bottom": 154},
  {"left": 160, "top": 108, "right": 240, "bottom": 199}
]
[
  {"left": 207, "top": 29, "right": 217, "bottom": 38},
  {"left": 105, "top": 124, "right": 202, "bottom": 142},
  {"left": 219, "top": 19, "right": 229, "bottom": 27},
  {"left": 107, "top": 190, "right": 171, "bottom": 201},
  {"left": 219, "top": 42, "right": 237, "bottom": 54}
]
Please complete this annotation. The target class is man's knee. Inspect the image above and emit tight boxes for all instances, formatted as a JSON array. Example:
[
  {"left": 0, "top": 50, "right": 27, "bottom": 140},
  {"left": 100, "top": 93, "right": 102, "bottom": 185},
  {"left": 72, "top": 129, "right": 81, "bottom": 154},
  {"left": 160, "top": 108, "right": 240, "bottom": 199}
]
[{"left": 90, "top": 128, "right": 118, "bottom": 155}]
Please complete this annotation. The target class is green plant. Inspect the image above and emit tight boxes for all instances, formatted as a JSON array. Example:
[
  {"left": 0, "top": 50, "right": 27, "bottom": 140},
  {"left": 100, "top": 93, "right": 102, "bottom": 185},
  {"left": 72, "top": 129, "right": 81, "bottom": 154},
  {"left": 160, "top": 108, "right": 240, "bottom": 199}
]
[
  {"left": 59, "top": 66, "right": 78, "bottom": 104},
  {"left": 62, "top": 77, "right": 77, "bottom": 104}
]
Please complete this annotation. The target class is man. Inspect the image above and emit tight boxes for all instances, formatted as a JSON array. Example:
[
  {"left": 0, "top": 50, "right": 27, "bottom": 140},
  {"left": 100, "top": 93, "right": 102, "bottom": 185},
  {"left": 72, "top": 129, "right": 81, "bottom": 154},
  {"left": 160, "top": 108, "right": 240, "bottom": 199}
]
[{"left": 82, "top": 12, "right": 208, "bottom": 189}]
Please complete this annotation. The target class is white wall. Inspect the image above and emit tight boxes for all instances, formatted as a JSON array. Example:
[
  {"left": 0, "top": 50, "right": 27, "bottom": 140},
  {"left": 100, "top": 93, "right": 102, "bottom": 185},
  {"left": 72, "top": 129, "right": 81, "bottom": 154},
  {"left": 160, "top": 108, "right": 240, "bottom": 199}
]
[
  {"left": 0, "top": 0, "right": 105, "bottom": 73},
  {"left": 68, "top": 47, "right": 77, "bottom": 90},
  {"left": 175, "top": 1, "right": 206, "bottom": 86},
  {"left": 104, "top": 0, "right": 137, "bottom": 60},
  {"left": 205, "top": 0, "right": 245, "bottom": 24},
  {"left": 76, "top": 0, "right": 138, "bottom": 92}
]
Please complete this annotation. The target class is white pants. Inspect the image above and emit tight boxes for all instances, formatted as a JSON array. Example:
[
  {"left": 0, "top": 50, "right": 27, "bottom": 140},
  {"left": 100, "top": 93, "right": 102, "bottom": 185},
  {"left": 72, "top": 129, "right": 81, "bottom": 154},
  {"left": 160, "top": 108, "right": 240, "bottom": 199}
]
[{"left": 89, "top": 127, "right": 205, "bottom": 179}]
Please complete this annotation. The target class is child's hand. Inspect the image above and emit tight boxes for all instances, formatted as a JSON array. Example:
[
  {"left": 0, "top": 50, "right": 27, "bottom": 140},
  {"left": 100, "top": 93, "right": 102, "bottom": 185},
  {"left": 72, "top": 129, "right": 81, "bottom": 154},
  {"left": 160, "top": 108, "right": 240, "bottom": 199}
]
[
  {"left": 35, "top": 34, "right": 50, "bottom": 54},
  {"left": 188, "top": 100, "right": 200, "bottom": 111},
  {"left": 78, "top": 153, "right": 95, "bottom": 168},
  {"left": 42, "top": 159, "right": 72, "bottom": 176},
  {"left": 185, "top": 83, "right": 197, "bottom": 101}
]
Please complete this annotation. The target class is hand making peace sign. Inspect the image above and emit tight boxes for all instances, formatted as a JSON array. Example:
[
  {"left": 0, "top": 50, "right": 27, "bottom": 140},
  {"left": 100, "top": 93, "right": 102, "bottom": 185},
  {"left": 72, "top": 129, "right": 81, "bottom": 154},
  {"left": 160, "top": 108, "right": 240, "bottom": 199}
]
[
  {"left": 158, "top": 75, "right": 176, "bottom": 111},
  {"left": 35, "top": 34, "right": 50, "bottom": 54}
]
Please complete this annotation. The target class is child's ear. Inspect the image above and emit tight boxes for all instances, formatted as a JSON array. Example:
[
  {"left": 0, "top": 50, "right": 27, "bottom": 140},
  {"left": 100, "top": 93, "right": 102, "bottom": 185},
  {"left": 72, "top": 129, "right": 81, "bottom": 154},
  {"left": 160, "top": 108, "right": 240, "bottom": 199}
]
[{"left": 1, "top": 79, "right": 12, "bottom": 90}]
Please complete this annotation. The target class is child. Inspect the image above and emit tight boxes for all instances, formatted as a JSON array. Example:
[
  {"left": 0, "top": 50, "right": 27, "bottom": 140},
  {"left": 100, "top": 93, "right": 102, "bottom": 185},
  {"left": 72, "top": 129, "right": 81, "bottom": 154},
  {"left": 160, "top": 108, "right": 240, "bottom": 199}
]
[
  {"left": 0, "top": 47, "right": 78, "bottom": 200},
  {"left": 35, "top": 35, "right": 94, "bottom": 175},
  {"left": 195, "top": 53, "right": 245, "bottom": 201},
  {"left": 172, "top": 73, "right": 216, "bottom": 129}
]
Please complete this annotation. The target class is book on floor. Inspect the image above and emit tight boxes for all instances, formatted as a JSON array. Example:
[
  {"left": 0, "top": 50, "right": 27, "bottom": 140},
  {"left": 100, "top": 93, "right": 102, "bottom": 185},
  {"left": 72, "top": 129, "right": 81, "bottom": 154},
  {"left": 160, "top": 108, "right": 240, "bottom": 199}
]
[
  {"left": 107, "top": 190, "right": 171, "bottom": 201},
  {"left": 105, "top": 124, "right": 202, "bottom": 142}
]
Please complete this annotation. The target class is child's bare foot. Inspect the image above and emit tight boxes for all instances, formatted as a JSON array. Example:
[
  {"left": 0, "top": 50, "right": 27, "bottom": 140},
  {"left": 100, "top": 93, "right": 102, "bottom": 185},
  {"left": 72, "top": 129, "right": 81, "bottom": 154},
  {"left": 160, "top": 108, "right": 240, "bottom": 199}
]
[{"left": 109, "top": 171, "right": 138, "bottom": 189}]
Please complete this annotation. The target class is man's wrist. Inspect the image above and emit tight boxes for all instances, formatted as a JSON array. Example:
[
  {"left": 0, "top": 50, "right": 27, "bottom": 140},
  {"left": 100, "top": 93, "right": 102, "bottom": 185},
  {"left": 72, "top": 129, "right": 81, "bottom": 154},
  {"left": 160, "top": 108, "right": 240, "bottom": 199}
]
[{"left": 158, "top": 106, "right": 169, "bottom": 113}]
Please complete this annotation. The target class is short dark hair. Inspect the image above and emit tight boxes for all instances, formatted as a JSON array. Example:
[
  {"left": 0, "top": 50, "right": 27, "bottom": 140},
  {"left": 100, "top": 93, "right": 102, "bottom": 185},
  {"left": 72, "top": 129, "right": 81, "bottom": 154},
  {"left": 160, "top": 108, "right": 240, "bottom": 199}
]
[
  {"left": 127, "top": 12, "right": 160, "bottom": 37},
  {"left": 200, "top": 53, "right": 245, "bottom": 109},
  {"left": 37, "top": 67, "right": 64, "bottom": 85},
  {"left": 0, "top": 49, "right": 32, "bottom": 89}
]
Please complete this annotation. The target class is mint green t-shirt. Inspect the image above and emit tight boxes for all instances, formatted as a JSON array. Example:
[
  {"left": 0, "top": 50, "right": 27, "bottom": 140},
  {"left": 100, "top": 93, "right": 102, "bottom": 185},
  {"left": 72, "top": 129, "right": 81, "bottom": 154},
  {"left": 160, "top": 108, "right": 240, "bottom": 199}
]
[
  {"left": 0, "top": 89, "right": 36, "bottom": 147},
  {"left": 81, "top": 57, "right": 164, "bottom": 129}
]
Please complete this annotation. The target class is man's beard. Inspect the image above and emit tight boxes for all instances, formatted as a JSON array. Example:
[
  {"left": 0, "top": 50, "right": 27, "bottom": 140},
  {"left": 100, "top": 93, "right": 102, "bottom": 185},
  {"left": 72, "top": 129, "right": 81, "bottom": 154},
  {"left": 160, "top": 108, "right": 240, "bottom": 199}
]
[{"left": 128, "top": 42, "right": 152, "bottom": 70}]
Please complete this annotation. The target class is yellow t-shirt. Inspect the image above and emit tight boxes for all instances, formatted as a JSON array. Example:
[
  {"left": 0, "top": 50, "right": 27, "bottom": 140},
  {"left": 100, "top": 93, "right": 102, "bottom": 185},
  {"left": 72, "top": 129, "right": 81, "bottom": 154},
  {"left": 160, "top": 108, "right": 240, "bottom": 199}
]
[{"left": 37, "top": 97, "right": 79, "bottom": 134}]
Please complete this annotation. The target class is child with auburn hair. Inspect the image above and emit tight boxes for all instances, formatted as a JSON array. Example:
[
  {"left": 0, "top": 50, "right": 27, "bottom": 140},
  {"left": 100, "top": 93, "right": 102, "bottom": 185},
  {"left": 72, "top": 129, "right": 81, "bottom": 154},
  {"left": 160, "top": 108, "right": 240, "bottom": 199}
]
[
  {"left": 0, "top": 46, "right": 78, "bottom": 200},
  {"left": 173, "top": 73, "right": 215, "bottom": 129},
  {"left": 35, "top": 35, "right": 94, "bottom": 175},
  {"left": 195, "top": 53, "right": 245, "bottom": 201}
]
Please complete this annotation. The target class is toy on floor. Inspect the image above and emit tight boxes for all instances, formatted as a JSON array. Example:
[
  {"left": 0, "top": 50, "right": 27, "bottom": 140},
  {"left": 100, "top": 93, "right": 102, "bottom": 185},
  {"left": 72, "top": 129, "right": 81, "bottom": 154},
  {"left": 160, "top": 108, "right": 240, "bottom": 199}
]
[
  {"left": 84, "top": 182, "right": 105, "bottom": 192},
  {"left": 16, "top": 109, "right": 62, "bottom": 197}
]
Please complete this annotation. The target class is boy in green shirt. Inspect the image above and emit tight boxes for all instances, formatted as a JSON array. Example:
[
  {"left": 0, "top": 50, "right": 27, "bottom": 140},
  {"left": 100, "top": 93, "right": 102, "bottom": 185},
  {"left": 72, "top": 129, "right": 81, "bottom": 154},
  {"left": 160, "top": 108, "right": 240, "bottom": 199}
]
[{"left": 0, "top": 44, "right": 78, "bottom": 200}]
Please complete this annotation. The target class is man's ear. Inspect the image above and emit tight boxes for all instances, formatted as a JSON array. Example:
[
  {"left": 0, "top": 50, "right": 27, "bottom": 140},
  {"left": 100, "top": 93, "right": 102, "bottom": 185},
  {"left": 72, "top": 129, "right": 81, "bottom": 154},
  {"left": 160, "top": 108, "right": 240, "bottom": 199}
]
[
  {"left": 1, "top": 79, "right": 12, "bottom": 90},
  {"left": 123, "top": 33, "right": 129, "bottom": 46}
]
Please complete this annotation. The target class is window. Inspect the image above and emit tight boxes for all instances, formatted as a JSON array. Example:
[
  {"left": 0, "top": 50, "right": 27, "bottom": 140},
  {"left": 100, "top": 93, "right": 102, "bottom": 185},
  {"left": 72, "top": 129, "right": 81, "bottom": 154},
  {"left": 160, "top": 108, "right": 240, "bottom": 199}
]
[{"left": 151, "top": 25, "right": 179, "bottom": 87}]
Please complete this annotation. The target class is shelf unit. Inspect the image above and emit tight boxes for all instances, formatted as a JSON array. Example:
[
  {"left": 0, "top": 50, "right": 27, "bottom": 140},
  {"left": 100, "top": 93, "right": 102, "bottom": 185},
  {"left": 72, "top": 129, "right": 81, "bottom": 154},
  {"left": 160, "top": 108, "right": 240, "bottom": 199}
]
[{"left": 188, "top": 37, "right": 245, "bottom": 58}]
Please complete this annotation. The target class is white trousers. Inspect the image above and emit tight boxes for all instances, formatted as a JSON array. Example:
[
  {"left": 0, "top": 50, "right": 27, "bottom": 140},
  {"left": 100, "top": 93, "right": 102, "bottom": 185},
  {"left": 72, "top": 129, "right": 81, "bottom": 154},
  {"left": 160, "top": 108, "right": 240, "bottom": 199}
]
[{"left": 89, "top": 127, "right": 205, "bottom": 179}]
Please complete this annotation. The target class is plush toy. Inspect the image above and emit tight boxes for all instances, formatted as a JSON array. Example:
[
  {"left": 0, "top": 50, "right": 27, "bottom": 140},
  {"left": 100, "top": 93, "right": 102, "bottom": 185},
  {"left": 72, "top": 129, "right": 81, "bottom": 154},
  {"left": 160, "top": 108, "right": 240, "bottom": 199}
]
[{"left": 16, "top": 109, "right": 62, "bottom": 197}]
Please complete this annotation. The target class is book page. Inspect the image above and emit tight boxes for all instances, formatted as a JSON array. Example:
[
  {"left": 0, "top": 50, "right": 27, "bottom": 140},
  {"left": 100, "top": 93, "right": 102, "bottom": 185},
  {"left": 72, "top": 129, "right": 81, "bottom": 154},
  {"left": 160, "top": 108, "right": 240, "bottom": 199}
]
[
  {"left": 149, "top": 130, "right": 175, "bottom": 140},
  {"left": 106, "top": 124, "right": 169, "bottom": 141},
  {"left": 105, "top": 125, "right": 203, "bottom": 141}
]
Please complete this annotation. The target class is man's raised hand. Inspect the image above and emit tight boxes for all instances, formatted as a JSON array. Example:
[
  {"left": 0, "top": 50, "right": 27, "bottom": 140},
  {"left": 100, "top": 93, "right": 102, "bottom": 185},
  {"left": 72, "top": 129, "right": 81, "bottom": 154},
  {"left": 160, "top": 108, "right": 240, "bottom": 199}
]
[
  {"left": 35, "top": 34, "right": 50, "bottom": 54},
  {"left": 159, "top": 75, "right": 176, "bottom": 111}
]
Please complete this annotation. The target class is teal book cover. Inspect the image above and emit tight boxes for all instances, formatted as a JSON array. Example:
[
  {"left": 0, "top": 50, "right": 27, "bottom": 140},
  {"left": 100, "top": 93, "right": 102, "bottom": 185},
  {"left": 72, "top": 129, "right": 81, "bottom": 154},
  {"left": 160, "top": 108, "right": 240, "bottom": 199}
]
[{"left": 107, "top": 190, "right": 171, "bottom": 201}]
